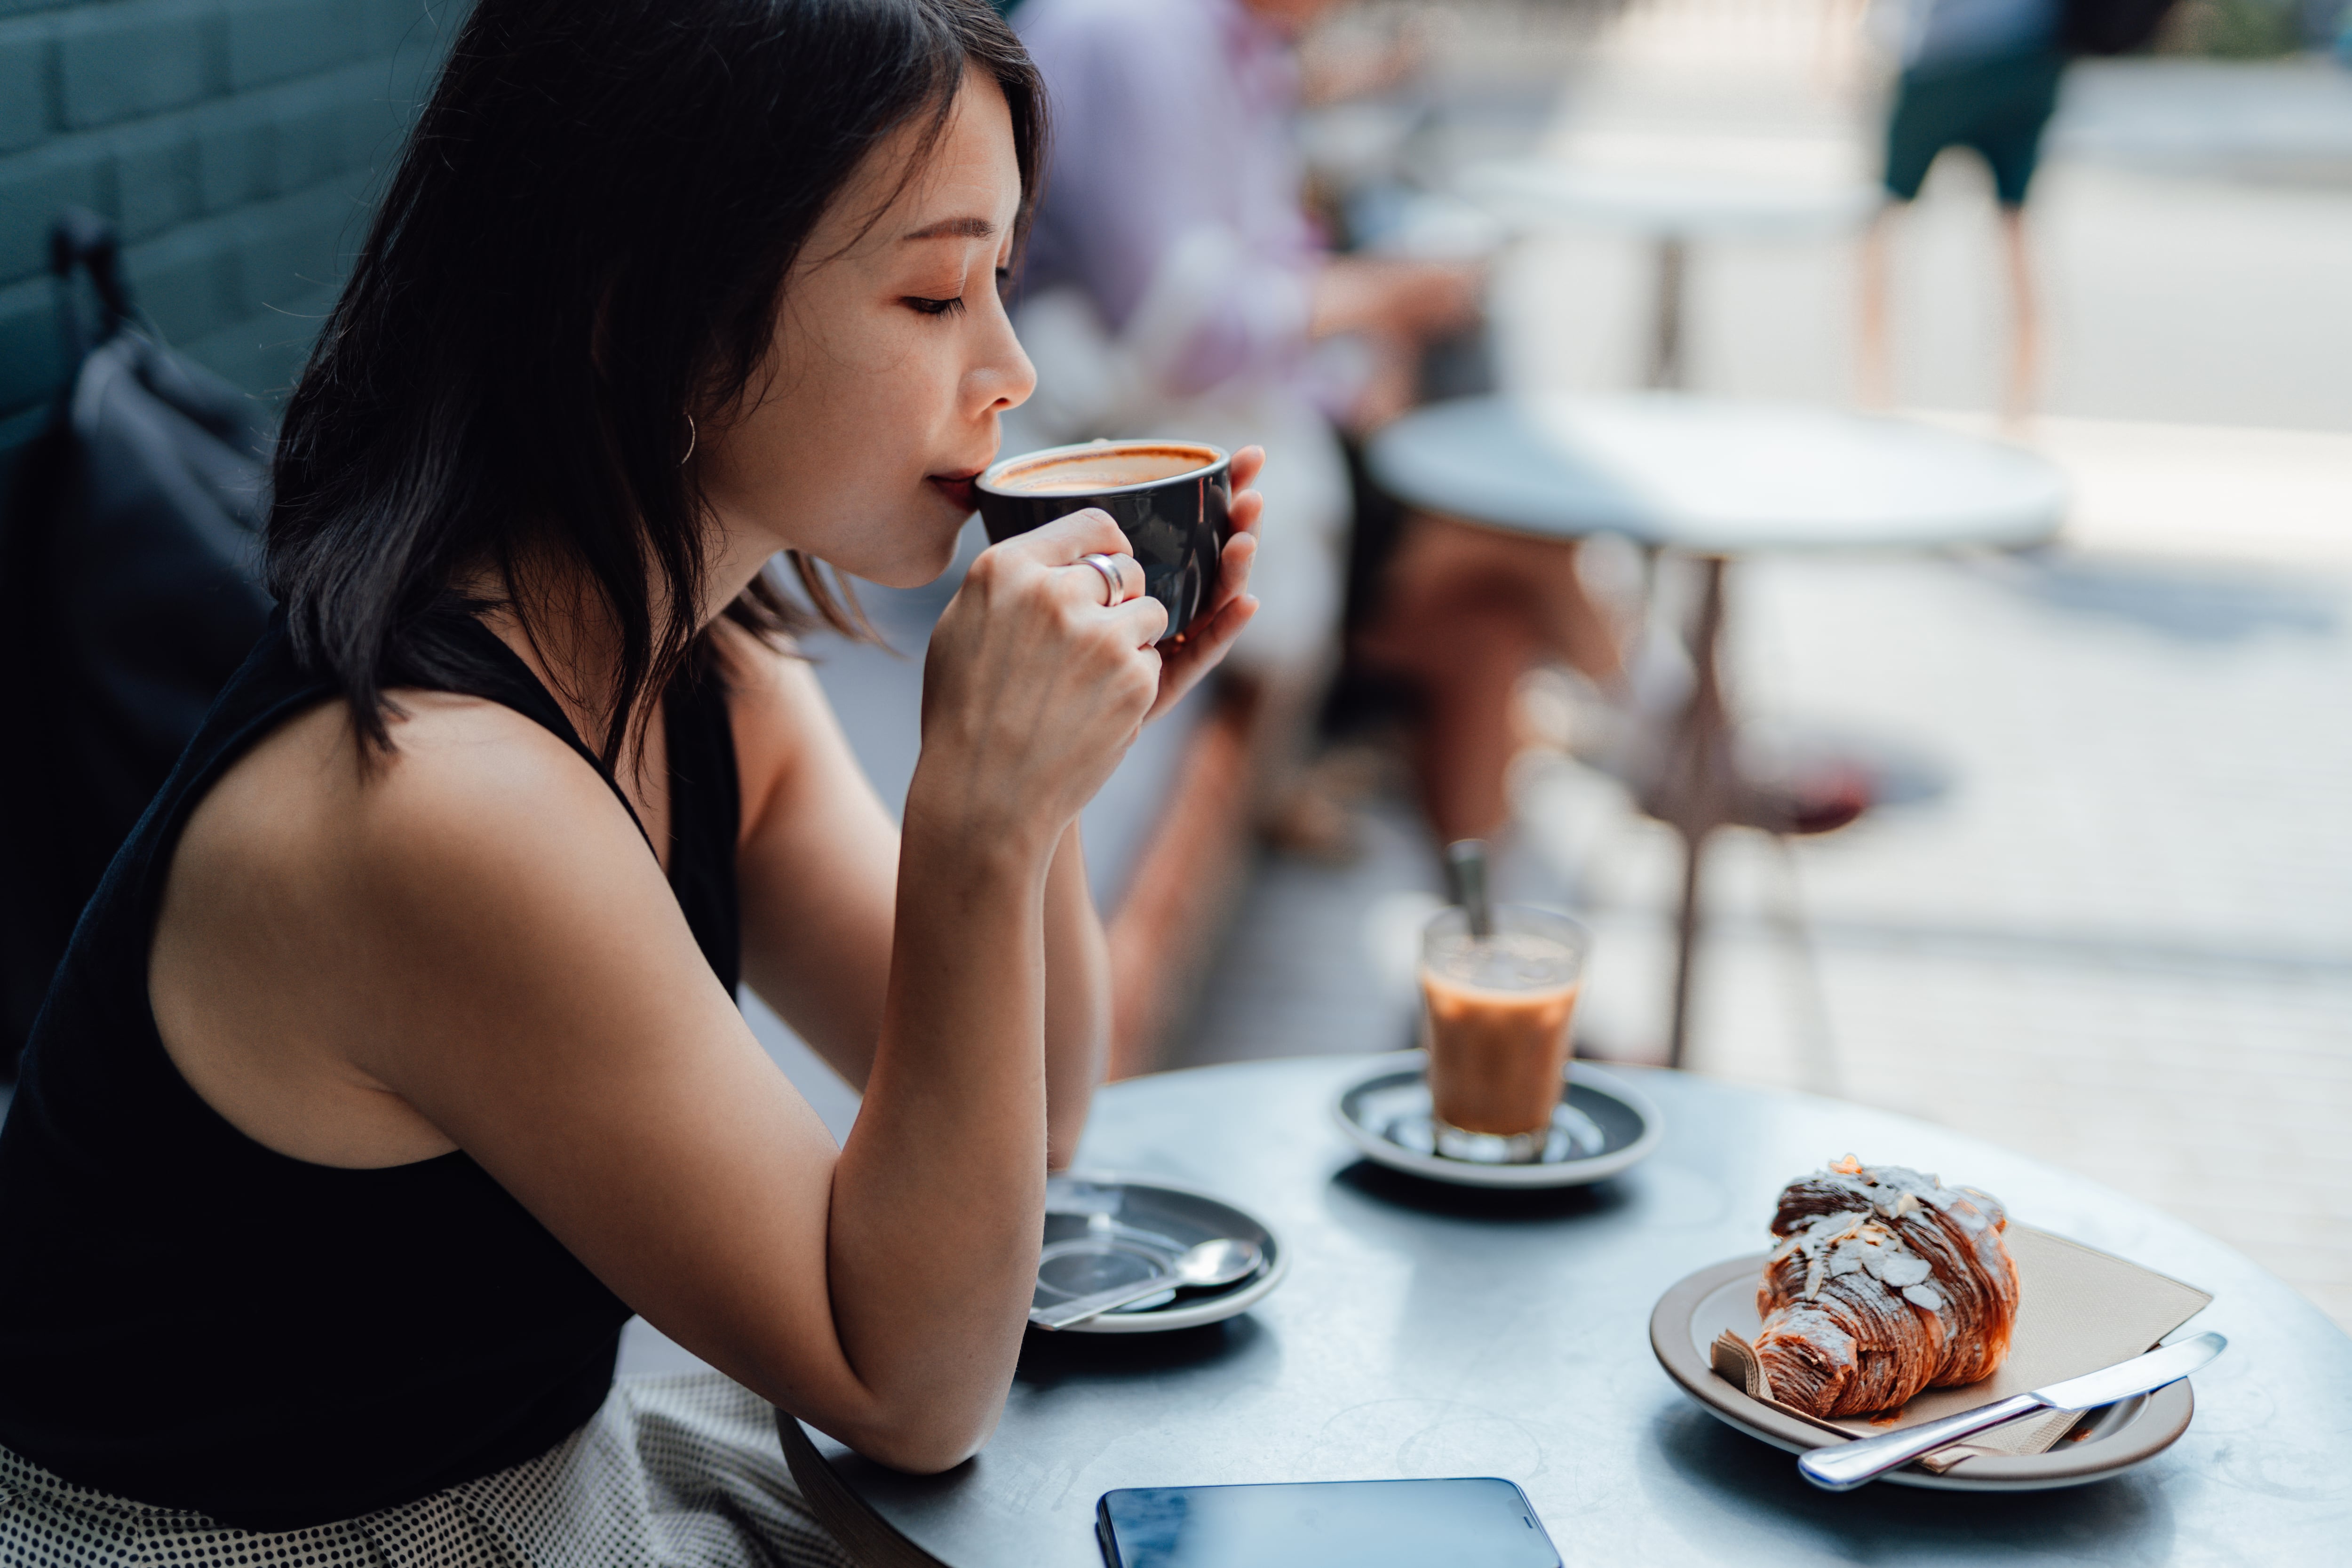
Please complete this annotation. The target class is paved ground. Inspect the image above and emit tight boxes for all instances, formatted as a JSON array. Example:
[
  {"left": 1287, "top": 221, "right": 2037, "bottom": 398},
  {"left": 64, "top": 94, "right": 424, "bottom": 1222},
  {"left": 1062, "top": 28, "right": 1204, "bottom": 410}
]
[{"left": 1178, "top": 6, "right": 2352, "bottom": 1329}]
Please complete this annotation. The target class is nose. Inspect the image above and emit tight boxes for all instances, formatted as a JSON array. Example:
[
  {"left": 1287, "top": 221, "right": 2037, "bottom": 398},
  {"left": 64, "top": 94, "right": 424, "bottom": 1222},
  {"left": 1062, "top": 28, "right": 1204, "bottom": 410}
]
[{"left": 972, "top": 297, "right": 1036, "bottom": 417}]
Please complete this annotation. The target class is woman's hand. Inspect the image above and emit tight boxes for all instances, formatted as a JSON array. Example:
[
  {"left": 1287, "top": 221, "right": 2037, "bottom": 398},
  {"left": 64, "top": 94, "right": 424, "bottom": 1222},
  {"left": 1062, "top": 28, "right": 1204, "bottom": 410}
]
[
  {"left": 1146, "top": 444, "right": 1263, "bottom": 724},
  {"left": 914, "top": 509, "right": 1169, "bottom": 858}
]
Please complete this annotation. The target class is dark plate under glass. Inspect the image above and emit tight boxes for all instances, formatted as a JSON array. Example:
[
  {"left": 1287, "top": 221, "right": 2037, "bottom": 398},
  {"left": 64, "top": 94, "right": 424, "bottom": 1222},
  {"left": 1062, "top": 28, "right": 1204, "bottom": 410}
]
[{"left": 1332, "top": 1053, "right": 1664, "bottom": 1189}]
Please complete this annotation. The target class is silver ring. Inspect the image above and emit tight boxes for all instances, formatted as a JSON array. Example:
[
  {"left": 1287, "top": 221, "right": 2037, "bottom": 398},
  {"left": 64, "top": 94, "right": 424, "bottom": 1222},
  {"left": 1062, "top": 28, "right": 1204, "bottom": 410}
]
[{"left": 1078, "top": 552, "right": 1126, "bottom": 606}]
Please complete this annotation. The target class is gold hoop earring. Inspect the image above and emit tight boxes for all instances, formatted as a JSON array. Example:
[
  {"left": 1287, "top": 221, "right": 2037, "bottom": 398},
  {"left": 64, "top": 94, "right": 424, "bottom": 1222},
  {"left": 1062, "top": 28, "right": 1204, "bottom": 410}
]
[{"left": 679, "top": 414, "right": 697, "bottom": 468}]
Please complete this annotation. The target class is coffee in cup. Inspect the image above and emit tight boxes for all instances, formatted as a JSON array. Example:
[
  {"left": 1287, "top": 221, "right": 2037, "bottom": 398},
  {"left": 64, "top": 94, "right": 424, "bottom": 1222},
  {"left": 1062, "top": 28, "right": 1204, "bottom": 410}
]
[
  {"left": 1419, "top": 905, "right": 1591, "bottom": 1163},
  {"left": 976, "top": 439, "right": 1232, "bottom": 643}
]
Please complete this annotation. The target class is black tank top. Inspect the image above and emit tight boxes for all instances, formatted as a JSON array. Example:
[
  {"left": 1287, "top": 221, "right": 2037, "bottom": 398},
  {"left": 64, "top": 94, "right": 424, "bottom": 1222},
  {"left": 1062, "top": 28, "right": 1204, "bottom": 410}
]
[{"left": 0, "top": 611, "right": 742, "bottom": 1529}]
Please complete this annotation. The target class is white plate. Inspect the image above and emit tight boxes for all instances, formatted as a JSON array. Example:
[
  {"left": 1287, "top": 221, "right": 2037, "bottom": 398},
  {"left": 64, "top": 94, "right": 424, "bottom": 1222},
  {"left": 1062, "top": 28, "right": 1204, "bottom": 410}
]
[
  {"left": 1035, "top": 1173, "right": 1288, "bottom": 1334},
  {"left": 1330, "top": 1052, "right": 1663, "bottom": 1189},
  {"left": 1649, "top": 1256, "right": 2193, "bottom": 1491}
]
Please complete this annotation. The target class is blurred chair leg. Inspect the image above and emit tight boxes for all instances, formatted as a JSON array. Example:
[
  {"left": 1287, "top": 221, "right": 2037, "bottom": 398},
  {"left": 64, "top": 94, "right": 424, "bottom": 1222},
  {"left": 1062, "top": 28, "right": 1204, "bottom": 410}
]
[
  {"left": 1656, "top": 555, "right": 1732, "bottom": 1071},
  {"left": 1999, "top": 206, "right": 2040, "bottom": 435},
  {"left": 1668, "top": 822, "right": 1711, "bottom": 1073},
  {"left": 1647, "top": 236, "right": 1688, "bottom": 391}
]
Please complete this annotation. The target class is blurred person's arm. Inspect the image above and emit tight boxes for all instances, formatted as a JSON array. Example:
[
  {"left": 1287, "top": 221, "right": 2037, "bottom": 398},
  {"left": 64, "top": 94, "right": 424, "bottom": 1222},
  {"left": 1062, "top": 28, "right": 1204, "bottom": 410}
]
[
  {"left": 1309, "top": 256, "right": 1484, "bottom": 430},
  {"left": 1309, "top": 256, "right": 1482, "bottom": 345},
  {"left": 1020, "top": 0, "right": 1323, "bottom": 397}
]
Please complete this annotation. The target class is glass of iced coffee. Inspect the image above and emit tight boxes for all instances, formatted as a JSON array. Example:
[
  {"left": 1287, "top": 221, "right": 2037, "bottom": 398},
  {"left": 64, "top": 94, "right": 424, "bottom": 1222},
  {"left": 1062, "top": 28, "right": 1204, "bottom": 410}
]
[{"left": 1419, "top": 905, "right": 1591, "bottom": 1163}]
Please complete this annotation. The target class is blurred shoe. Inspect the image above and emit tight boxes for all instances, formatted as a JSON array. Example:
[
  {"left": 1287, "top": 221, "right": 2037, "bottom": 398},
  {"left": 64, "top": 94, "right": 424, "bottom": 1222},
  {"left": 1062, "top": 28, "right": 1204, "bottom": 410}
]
[{"left": 1729, "top": 762, "right": 1873, "bottom": 837}]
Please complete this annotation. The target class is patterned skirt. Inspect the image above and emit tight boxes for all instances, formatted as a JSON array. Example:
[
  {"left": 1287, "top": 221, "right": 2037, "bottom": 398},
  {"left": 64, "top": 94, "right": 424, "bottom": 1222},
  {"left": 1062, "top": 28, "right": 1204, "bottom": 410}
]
[{"left": 0, "top": 1373, "right": 856, "bottom": 1568}]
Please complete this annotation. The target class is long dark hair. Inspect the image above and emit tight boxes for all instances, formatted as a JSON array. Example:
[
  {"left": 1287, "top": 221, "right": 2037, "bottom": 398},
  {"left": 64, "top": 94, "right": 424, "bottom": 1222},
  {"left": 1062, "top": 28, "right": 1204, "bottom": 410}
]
[{"left": 267, "top": 0, "right": 1045, "bottom": 764}]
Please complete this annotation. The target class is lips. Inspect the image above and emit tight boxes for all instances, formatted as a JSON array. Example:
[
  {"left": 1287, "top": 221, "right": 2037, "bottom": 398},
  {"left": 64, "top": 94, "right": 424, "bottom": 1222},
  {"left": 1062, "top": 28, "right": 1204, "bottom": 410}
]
[{"left": 929, "top": 470, "right": 982, "bottom": 514}]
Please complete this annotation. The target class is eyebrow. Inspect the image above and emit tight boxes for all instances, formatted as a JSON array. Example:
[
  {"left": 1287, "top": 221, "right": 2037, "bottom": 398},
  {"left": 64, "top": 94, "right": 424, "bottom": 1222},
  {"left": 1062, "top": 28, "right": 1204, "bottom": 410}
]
[{"left": 902, "top": 216, "right": 997, "bottom": 242}]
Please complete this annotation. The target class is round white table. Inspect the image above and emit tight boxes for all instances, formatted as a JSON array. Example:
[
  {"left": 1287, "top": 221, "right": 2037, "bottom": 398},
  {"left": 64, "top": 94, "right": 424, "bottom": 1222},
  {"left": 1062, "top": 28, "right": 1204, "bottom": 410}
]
[
  {"left": 781, "top": 1056, "right": 2352, "bottom": 1567},
  {"left": 1367, "top": 392, "right": 2066, "bottom": 1066},
  {"left": 1459, "top": 160, "right": 1880, "bottom": 389}
]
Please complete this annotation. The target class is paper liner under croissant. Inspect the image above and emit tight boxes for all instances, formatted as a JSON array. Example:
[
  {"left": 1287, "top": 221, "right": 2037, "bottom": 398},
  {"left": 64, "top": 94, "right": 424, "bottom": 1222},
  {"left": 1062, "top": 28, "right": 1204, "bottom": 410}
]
[
  {"left": 1754, "top": 1162, "right": 2022, "bottom": 1417},
  {"left": 1709, "top": 1329, "right": 2080, "bottom": 1473}
]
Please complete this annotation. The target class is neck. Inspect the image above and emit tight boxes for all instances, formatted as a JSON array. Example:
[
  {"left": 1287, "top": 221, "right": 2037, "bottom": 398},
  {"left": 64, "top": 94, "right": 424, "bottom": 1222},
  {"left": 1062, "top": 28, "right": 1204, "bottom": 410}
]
[{"left": 472, "top": 525, "right": 779, "bottom": 767}]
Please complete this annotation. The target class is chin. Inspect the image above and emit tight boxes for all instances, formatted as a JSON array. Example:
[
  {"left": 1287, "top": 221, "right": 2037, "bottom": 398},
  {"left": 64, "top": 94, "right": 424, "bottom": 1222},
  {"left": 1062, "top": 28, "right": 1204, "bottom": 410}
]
[{"left": 855, "top": 503, "right": 969, "bottom": 590}]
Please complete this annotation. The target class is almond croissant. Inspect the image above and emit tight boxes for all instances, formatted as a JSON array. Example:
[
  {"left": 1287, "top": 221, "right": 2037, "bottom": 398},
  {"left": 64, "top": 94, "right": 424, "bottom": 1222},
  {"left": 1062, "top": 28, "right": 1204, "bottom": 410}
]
[{"left": 1752, "top": 1156, "right": 2020, "bottom": 1419}]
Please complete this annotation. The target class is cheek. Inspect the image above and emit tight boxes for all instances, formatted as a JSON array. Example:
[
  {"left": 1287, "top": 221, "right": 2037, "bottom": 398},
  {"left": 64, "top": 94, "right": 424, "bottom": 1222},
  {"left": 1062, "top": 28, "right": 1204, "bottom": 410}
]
[
  {"left": 724, "top": 324, "right": 904, "bottom": 487},
  {"left": 788, "top": 310, "right": 957, "bottom": 453}
]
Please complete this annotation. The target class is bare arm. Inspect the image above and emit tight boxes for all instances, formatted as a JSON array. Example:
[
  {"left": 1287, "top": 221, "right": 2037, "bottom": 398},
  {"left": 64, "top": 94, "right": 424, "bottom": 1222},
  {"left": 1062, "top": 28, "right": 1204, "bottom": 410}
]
[
  {"left": 1040, "top": 820, "right": 1109, "bottom": 1169},
  {"left": 730, "top": 444, "right": 1269, "bottom": 1162},
  {"left": 730, "top": 637, "right": 1109, "bottom": 1167}
]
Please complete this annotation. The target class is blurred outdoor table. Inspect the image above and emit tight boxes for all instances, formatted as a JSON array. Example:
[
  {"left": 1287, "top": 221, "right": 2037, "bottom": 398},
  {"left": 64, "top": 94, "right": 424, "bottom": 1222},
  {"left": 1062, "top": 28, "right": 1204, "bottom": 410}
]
[
  {"left": 1460, "top": 161, "right": 1879, "bottom": 386},
  {"left": 1366, "top": 391, "right": 2066, "bottom": 1066},
  {"left": 779, "top": 1055, "right": 2352, "bottom": 1567}
]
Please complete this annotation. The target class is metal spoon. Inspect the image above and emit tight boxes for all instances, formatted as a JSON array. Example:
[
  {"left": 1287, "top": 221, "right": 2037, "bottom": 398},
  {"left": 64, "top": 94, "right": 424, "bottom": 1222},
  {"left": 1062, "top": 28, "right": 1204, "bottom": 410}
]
[
  {"left": 1444, "top": 838, "right": 1494, "bottom": 937},
  {"left": 1030, "top": 1237, "right": 1265, "bottom": 1331}
]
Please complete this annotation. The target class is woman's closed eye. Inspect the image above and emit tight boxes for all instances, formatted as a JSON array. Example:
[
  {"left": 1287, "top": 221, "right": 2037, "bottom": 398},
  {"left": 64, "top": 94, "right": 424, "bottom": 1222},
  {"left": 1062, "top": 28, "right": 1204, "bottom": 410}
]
[{"left": 905, "top": 267, "right": 1010, "bottom": 318}]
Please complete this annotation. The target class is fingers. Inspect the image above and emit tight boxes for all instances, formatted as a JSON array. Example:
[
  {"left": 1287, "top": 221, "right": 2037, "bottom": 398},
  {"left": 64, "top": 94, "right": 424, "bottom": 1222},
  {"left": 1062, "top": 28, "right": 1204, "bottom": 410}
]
[
  {"left": 1192, "top": 529, "right": 1258, "bottom": 624},
  {"left": 1171, "top": 521, "right": 1259, "bottom": 638},
  {"left": 1012, "top": 507, "right": 1132, "bottom": 565},
  {"left": 1177, "top": 586, "right": 1258, "bottom": 659},
  {"left": 1228, "top": 485, "right": 1263, "bottom": 539},
  {"left": 1230, "top": 445, "right": 1265, "bottom": 493},
  {"left": 1221, "top": 529, "right": 1258, "bottom": 602},
  {"left": 1057, "top": 551, "right": 1144, "bottom": 608},
  {"left": 1105, "top": 552, "right": 1145, "bottom": 605},
  {"left": 1145, "top": 589, "right": 1258, "bottom": 723},
  {"left": 1109, "top": 592, "right": 1170, "bottom": 647}
]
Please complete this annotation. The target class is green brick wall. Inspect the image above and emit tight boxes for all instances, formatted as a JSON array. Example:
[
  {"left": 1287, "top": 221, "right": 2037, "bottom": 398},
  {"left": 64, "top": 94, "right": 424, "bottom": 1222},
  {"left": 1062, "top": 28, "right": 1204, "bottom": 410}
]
[{"left": 0, "top": 0, "right": 464, "bottom": 461}]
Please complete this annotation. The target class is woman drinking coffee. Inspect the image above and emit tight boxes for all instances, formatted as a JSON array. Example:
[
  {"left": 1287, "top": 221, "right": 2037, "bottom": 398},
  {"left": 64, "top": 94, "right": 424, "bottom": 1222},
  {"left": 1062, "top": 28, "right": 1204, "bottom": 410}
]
[{"left": 0, "top": 1, "right": 1262, "bottom": 1562}]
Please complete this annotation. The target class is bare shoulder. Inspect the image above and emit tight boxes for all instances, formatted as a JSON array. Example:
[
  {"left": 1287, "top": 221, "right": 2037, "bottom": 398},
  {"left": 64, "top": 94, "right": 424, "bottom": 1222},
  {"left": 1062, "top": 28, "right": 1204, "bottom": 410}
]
[
  {"left": 178, "top": 688, "right": 635, "bottom": 907},
  {"left": 153, "top": 689, "right": 673, "bottom": 1166}
]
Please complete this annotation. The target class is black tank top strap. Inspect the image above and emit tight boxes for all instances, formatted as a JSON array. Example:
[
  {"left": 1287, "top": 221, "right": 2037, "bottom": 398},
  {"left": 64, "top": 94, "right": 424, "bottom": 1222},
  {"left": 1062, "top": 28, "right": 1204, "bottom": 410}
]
[
  {"left": 662, "top": 653, "right": 743, "bottom": 997},
  {"left": 400, "top": 607, "right": 741, "bottom": 992}
]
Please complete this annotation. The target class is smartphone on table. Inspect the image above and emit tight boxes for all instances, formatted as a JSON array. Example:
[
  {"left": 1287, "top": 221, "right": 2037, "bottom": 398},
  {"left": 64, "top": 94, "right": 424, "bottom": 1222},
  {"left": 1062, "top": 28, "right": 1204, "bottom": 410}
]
[{"left": 1096, "top": 1476, "right": 1562, "bottom": 1568}]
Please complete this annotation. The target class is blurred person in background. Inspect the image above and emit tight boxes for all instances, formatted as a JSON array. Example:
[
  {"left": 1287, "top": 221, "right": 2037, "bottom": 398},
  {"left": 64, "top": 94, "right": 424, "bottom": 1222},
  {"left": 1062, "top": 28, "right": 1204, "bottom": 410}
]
[
  {"left": 1012, "top": 0, "right": 1624, "bottom": 852},
  {"left": 1859, "top": 0, "right": 2067, "bottom": 428}
]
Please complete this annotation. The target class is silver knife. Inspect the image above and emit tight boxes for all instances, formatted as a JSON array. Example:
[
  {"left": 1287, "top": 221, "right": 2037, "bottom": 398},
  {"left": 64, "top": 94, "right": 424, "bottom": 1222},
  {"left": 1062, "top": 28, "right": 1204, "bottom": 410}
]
[{"left": 1796, "top": 1330, "right": 2225, "bottom": 1491}]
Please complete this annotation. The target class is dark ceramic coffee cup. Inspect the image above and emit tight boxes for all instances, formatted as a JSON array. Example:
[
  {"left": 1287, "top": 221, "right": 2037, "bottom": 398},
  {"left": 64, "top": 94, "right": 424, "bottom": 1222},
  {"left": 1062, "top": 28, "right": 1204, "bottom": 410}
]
[{"left": 976, "top": 439, "right": 1232, "bottom": 644}]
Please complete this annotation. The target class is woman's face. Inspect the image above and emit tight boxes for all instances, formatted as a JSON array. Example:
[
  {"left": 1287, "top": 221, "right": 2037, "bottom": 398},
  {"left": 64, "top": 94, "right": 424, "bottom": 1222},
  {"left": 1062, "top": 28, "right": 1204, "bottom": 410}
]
[{"left": 698, "top": 67, "right": 1035, "bottom": 590}]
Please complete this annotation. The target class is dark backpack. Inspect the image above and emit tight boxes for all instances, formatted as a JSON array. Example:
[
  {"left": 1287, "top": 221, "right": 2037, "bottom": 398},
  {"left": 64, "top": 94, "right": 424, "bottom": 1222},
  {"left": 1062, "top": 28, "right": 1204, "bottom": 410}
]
[
  {"left": 2062, "top": 0, "right": 2181, "bottom": 55},
  {"left": 0, "top": 211, "right": 274, "bottom": 1073}
]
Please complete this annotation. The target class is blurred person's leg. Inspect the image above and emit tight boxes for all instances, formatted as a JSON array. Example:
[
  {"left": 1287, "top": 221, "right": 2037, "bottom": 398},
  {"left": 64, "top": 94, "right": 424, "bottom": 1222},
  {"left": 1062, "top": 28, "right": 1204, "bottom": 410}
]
[
  {"left": 1357, "top": 517, "right": 1623, "bottom": 843},
  {"left": 1857, "top": 207, "right": 1898, "bottom": 411},
  {"left": 1406, "top": 611, "right": 1542, "bottom": 843},
  {"left": 1862, "top": 66, "right": 1944, "bottom": 412},
  {"left": 1378, "top": 519, "right": 1623, "bottom": 689},
  {"left": 1971, "top": 48, "right": 2064, "bottom": 432}
]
